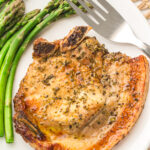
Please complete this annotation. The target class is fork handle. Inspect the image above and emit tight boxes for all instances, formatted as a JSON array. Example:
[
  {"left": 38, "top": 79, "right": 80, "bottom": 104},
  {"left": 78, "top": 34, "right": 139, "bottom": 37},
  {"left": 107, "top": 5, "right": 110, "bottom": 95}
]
[{"left": 141, "top": 43, "right": 150, "bottom": 58}]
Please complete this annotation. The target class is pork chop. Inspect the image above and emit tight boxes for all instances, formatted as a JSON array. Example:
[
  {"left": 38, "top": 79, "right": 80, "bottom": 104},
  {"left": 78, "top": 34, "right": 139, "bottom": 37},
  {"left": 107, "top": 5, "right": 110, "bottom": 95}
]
[{"left": 14, "top": 26, "right": 149, "bottom": 150}]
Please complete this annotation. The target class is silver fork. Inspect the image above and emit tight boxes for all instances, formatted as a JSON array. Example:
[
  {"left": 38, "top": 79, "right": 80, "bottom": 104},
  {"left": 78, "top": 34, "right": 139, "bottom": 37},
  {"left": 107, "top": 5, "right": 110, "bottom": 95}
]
[{"left": 66, "top": 0, "right": 150, "bottom": 58}]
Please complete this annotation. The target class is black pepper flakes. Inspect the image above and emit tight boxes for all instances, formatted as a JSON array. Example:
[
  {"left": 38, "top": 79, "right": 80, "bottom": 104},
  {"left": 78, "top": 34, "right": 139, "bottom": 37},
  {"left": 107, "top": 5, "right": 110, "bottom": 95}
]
[
  {"left": 97, "top": 121, "right": 101, "bottom": 125},
  {"left": 76, "top": 71, "right": 81, "bottom": 75},
  {"left": 42, "top": 74, "right": 55, "bottom": 86},
  {"left": 134, "top": 98, "right": 139, "bottom": 101},
  {"left": 64, "top": 60, "right": 71, "bottom": 66},
  {"left": 76, "top": 56, "right": 82, "bottom": 60}
]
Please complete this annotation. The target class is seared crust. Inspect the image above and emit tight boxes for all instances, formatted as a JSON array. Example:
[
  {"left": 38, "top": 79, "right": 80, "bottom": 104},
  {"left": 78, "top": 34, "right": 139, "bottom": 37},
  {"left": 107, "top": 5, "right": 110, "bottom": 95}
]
[
  {"left": 60, "top": 26, "right": 92, "bottom": 52},
  {"left": 13, "top": 26, "right": 149, "bottom": 150},
  {"left": 33, "top": 38, "right": 60, "bottom": 58}
]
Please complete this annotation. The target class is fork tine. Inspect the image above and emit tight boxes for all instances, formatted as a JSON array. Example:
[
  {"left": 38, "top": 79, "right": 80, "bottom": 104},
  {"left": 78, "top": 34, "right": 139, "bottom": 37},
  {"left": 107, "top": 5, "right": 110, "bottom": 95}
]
[
  {"left": 86, "top": 0, "right": 108, "bottom": 18},
  {"left": 66, "top": 0, "right": 99, "bottom": 29},
  {"left": 97, "top": 0, "right": 124, "bottom": 22},
  {"left": 97, "top": 0, "right": 115, "bottom": 12},
  {"left": 76, "top": 0, "right": 104, "bottom": 22}
]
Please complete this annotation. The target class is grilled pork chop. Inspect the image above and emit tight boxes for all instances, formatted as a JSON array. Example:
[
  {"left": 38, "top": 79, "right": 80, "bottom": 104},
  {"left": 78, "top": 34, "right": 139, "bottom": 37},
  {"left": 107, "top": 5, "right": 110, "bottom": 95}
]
[{"left": 14, "top": 26, "right": 149, "bottom": 150}]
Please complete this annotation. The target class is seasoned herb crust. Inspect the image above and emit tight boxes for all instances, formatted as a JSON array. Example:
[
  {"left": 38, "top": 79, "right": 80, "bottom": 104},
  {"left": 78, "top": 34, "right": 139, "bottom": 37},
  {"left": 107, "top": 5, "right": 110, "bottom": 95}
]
[{"left": 14, "top": 26, "right": 149, "bottom": 150}]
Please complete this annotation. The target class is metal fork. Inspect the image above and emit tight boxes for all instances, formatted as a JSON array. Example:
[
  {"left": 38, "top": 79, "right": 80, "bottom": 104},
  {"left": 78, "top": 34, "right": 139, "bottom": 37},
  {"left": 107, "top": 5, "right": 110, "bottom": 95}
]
[{"left": 66, "top": 0, "right": 150, "bottom": 57}]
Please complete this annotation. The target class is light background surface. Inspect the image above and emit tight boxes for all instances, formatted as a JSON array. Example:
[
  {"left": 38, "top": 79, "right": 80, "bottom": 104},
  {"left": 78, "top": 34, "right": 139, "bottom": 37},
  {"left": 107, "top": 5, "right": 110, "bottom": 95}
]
[{"left": 1, "top": 0, "right": 150, "bottom": 150}]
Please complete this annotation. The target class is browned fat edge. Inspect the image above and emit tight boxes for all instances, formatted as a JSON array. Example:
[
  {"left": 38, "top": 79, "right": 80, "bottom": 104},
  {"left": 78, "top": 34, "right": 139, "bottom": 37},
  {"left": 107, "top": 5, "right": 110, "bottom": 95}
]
[{"left": 89, "top": 55, "right": 149, "bottom": 150}]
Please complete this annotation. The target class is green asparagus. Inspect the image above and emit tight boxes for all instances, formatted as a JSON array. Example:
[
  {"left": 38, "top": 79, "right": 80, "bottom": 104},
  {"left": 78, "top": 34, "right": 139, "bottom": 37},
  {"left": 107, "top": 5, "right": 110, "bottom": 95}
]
[
  {"left": 0, "top": 0, "right": 25, "bottom": 37},
  {"left": 0, "top": 0, "right": 7, "bottom": 9},
  {"left": 0, "top": 10, "right": 41, "bottom": 68},
  {"left": 4, "top": 79, "right": 14, "bottom": 143},
  {"left": 0, "top": 0, "right": 6, "bottom": 4},
  {"left": 1, "top": 0, "right": 24, "bottom": 16},
  {"left": 0, "top": 0, "right": 24, "bottom": 20},
  {"left": 0, "top": 0, "right": 64, "bottom": 137},
  {"left": 21, "top": 9, "right": 41, "bottom": 25},
  {"left": 0, "top": 9, "right": 41, "bottom": 49},
  {"left": 0, "top": 33, "right": 17, "bottom": 70},
  {"left": 3, "top": 8, "right": 25, "bottom": 34}
]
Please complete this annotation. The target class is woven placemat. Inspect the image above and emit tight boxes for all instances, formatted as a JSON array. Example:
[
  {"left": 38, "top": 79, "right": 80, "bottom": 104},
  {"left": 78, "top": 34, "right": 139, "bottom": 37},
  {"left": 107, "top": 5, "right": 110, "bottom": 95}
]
[{"left": 132, "top": 0, "right": 150, "bottom": 20}]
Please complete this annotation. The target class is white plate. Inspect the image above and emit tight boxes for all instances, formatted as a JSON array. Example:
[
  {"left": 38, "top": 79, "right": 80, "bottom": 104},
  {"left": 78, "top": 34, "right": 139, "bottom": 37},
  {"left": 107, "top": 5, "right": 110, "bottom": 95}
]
[{"left": 1, "top": 0, "right": 150, "bottom": 150}]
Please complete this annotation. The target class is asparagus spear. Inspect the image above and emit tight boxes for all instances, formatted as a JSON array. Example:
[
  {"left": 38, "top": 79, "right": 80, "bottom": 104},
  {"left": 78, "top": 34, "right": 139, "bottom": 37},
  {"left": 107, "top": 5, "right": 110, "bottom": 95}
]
[
  {"left": 0, "top": 0, "right": 63, "bottom": 137},
  {"left": 0, "top": 0, "right": 24, "bottom": 20},
  {"left": 0, "top": 10, "right": 41, "bottom": 69},
  {"left": 0, "top": 9, "right": 41, "bottom": 49},
  {"left": 4, "top": 1, "right": 87, "bottom": 142},
  {"left": 3, "top": 8, "right": 25, "bottom": 33},
  {"left": 0, "top": 0, "right": 6, "bottom": 4},
  {"left": 0, "top": 0, "right": 25, "bottom": 36},
  {"left": 0, "top": 34, "right": 17, "bottom": 70},
  {"left": 0, "top": 0, "right": 7, "bottom": 9},
  {"left": 21, "top": 9, "right": 41, "bottom": 25}
]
